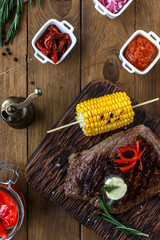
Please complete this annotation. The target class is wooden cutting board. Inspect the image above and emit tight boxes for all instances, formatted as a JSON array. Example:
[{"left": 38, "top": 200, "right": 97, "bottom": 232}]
[{"left": 25, "top": 79, "right": 160, "bottom": 240}]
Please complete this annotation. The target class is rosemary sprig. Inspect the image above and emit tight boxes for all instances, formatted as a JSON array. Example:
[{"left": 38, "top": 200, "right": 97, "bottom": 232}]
[
  {"left": 91, "top": 195, "right": 149, "bottom": 237},
  {"left": 6, "top": 0, "right": 21, "bottom": 43},
  {"left": 104, "top": 185, "right": 119, "bottom": 193},
  {"left": 0, "top": 0, "right": 42, "bottom": 46},
  {"left": 0, "top": 22, "right": 2, "bottom": 46}
]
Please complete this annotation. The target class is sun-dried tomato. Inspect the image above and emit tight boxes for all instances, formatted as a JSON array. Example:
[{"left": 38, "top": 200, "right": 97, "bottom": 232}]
[
  {"left": 36, "top": 25, "right": 72, "bottom": 63},
  {"left": 51, "top": 52, "right": 58, "bottom": 64},
  {"left": 44, "top": 33, "right": 55, "bottom": 51},
  {"left": 48, "top": 25, "right": 60, "bottom": 33},
  {"left": 36, "top": 40, "right": 49, "bottom": 55},
  {"left": 58, "top": 39, "right": 66, "bottom": 52}
]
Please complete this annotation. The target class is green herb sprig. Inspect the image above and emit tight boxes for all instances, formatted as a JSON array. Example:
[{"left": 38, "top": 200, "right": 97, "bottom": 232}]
[
  {"left": 0, "top": 0, "right": 42, "bottom": 46},
  {"left": 104, "top": 185, "right": 119, "bottom": 193},
  {"left": 91, "top": 195, "right": 149, "bottom": 237}
]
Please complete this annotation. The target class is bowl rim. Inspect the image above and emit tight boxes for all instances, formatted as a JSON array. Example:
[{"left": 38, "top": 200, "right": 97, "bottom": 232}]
[
  {"left": 119, "top": 30, "right": 160, "bottom": 74},
  {"left": 94, "top": 0, "right": 134, "bottom": 18},
  {"left": 32, "top": 19, "right": 77, "bottom": 65}
]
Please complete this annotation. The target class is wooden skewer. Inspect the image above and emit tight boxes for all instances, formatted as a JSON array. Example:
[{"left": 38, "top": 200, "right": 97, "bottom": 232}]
[
  {"left": 47, "top": 97, "right": 159, "bottom": 134},
  {"left": 132, "top": 97, "right": 159, "bottom": 109},
  {"left": 47, "top": 120, "right": 83, "bottom": 133}
]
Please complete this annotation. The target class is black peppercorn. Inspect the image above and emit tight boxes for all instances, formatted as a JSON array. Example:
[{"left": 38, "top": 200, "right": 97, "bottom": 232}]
[
  {"left": 13, "top": 57, "right": 18, "bottom": 62},
  {"left": 2, "top": 52, "right": 6, "bottom": 56},
  {"left": 8, "top": 52, "right": 12, "bottom": 55},
  {"left": 5, "top": 48, "right": 9, "bottom": 52}
]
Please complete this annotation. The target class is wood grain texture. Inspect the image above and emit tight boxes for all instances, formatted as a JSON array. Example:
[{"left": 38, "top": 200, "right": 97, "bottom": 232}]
[
  {"left": 25, "top": 79, "right": 160, "bottom": 240},
  {"left": 0, "top": 5, "right": 28, "bottom": 240},
  {"left": 81, "top": 0, "right": 135, "bottom": 96},
  {"left": 134, "top": 0, "right": 160, "bottom": 116},
  {"left": 81, "top": 1, "right": 135, "bottom": 238},
  {"left": 0, "top": 0, "right": 160, "bottom": 240},
  {"left": 27, "top": 0, "right": 80, "bottom": 239}
]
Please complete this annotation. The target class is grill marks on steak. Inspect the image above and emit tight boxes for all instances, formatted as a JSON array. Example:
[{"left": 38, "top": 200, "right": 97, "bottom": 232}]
[
  {"left": 81, "top": 154, "right": 108, "bottom": 198},
  {"left": 64, "top": 125, "right": 160, "bottom": 214}
]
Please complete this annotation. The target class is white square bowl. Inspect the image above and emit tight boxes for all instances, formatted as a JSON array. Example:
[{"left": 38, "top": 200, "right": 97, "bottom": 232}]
[
  {"left": 93, "top": 0, "right": 133, "bottom": 19},
  {"left": 119, "top": 30, "right": 160, "bottom": 74},
  {"left": 32, "top": 19, "right": 77, "bottom": 65}
]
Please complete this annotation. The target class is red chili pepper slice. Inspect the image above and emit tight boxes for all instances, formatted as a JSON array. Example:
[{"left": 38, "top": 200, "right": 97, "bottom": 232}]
[
  {"left": 114, "top": 140, "right": 146, "bottom": 172},
  {"left": 36, "top": 40, "right": 49, "bottom": 56},
  {"left": 119, "top": 147, "right": 138, "bottom": 161},
  {"left": 138, "top": 147, "right": 146, "bottom": 158},
  {"left": 0, "top": 222, "right": 8, "bottom": 239},
  {"left": 119, "top": 146, "right": 136, "bottom": 152},
  {"left": 114, "top": 159, "right": 137, "bottom": 164},
  {"left": 138, "top": 148, "right": 146, "bottom": 171},
  {"left": 119, "top": 161, "right": 136, "bottom": 172}
]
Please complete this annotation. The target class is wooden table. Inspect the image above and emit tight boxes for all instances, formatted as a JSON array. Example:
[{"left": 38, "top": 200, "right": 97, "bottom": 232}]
[{"left": 0, "top": 0, "right": 160, "bottom": 239}]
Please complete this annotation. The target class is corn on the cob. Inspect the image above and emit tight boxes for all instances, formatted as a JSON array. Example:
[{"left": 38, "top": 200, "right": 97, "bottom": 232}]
[{"left": 76, "top": 92, "right": 135, "bottom": 136}]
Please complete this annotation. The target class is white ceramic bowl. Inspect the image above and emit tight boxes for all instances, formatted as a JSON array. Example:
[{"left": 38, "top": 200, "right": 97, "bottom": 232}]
[
  {"left": 32, "top": 19, "right": 77, "bottom": 65},
  {"left": 119, "top": 30, "right": 160, "bottom": 74},
  {"left": 93, "top": 0, "right": 133, "bottom": 19}
]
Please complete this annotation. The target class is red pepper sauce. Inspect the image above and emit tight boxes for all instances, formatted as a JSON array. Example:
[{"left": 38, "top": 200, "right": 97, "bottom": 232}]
[
  {"left": 0, "top": 190, "right": 18, "bottom": 238},
  {"left": 123, "top": 34, "right": 159, "bottom": 71},
  {"left": 36, "top": 25, "right": 72, "bottom": 64}
]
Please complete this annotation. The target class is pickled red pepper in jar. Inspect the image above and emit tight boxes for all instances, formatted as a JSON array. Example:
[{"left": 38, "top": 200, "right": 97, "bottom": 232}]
[
  {"left": 0, "top": 190, "right": 18, "bottom": 238},
  {"left": 36, "top": 25, "right": 72, "bottom": 63},
  {"left": 123, "top": 34, "right": 158, "bottom": 71}
]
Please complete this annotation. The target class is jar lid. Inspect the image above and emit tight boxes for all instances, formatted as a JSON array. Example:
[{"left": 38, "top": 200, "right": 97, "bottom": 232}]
[{"left": 0, "top": 162, "right": 19, "bottom": 185}]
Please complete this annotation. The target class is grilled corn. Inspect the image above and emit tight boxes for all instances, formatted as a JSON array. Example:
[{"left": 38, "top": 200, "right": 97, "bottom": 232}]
[{"left": 76, "top": 92, "right": 134, "bottom": 136}]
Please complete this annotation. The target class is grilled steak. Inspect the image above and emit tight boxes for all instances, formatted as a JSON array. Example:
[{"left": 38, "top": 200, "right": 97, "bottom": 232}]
[{"left": 64, "top": 125, "right": 160, "bottom": 214}]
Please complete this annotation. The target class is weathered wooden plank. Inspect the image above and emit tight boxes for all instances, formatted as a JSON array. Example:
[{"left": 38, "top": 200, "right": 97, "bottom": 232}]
[
  {"left": 81, "top": 0, "right": 135, "bottom": 96},
  {"left": 134, "top": 3, "right": 160, "bottom": 239},
  {"left": 0, "top": 5, "right": 28, "bottom": 240},
  {"left": 81, "top": 0, "right": 135, "bottom": 239},
  {"left": 134, "top": 0, "right": 160, "bottom": 116},
  {"left": 27, "top": 0, "right": 80, "bottom": 239},
  {"left": 25, "top": 79, "right": 160, "bottom": 240}
]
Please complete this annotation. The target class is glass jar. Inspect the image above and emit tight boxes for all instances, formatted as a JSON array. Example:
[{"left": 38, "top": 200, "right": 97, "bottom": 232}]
[{"left": 0, "top": 162, "right": 25, "bottom": 240}]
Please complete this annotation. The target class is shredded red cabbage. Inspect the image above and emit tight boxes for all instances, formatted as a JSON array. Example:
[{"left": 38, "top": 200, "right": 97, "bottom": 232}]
[{"left": 98, "top": 0, "right": 129, "bottom": 14}]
